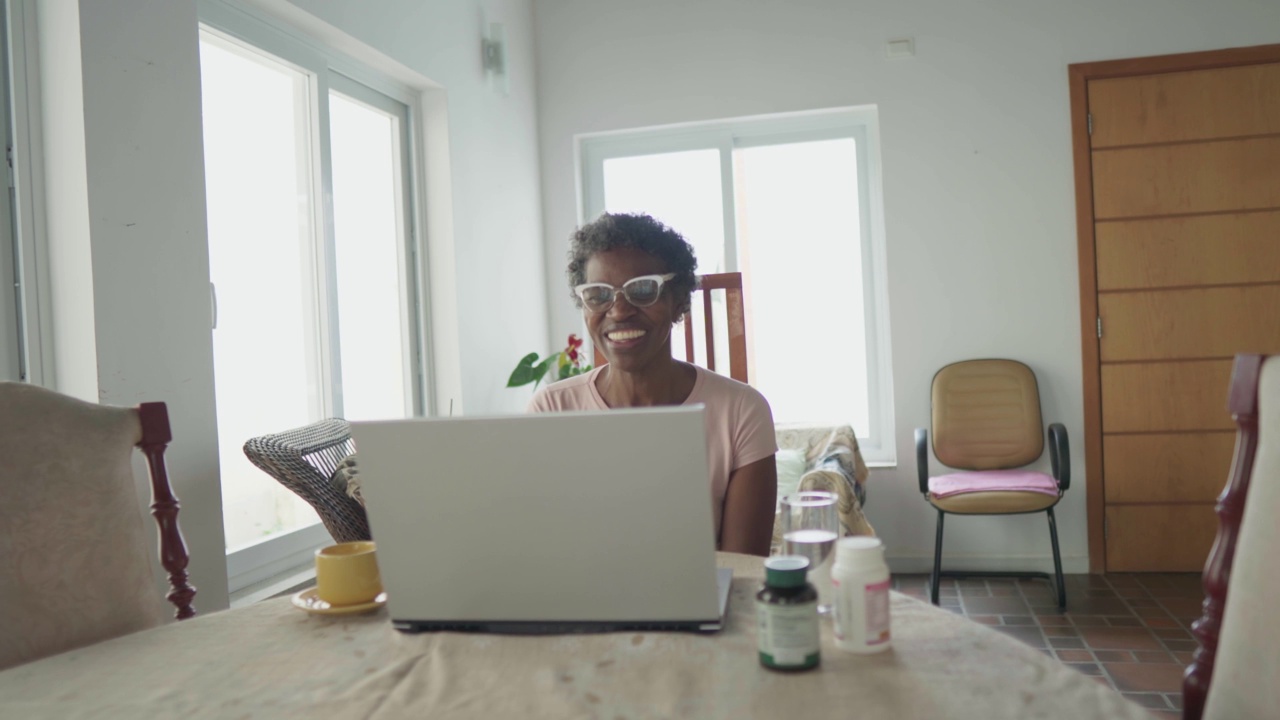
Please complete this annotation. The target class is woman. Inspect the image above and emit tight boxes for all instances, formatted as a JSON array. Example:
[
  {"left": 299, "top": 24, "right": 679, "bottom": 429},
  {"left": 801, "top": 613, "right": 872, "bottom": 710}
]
[{"left": 529, "top": 212, "right": 777, "bottom": 556}]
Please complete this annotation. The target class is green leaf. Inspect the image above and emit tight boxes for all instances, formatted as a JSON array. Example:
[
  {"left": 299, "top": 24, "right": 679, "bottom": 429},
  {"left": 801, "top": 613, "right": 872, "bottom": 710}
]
[
  {"left": 532, "top": 355, "right": 557, "bottom": 388},
  {"left": 506, "top": 352, "right": 544, "bottom": 387}
]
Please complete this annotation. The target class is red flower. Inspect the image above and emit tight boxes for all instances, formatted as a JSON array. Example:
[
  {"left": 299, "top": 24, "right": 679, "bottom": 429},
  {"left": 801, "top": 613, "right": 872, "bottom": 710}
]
[
  {"left": 567, "top": 347, "right": 579, "bottom": 362},
  {"left": 567, "top": 334, "right": 583, "bottom": 349}
]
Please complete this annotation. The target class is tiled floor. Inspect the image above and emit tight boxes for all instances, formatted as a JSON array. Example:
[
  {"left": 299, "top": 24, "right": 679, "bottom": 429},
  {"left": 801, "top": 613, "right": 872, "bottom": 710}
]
[{"left": 893, "top": 572, "right": 1204, "bottom": 718}]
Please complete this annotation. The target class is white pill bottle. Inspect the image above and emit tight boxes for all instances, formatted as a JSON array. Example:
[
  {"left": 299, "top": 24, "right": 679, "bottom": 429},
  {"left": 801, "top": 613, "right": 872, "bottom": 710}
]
[{"left": 830, "top": 536, "right": 892, "bottom": 653}]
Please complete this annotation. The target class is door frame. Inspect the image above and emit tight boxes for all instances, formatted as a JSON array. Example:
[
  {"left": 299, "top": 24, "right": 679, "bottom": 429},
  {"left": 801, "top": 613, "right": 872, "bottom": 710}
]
[{"left": 1069, "top": 43, "right": 1280, "bottom": 573}]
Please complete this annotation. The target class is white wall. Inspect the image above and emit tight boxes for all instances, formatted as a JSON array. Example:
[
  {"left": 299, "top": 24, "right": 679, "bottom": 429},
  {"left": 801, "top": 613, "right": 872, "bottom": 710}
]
[
  {"left": 285, "top": 0, "right": 547, "bottom": 416},
  {"left": 532, "top": 0, "right": 1280, "bottom": 572},
  {"left": 37, "top": 0, "right": 229, "bottom": 608}
]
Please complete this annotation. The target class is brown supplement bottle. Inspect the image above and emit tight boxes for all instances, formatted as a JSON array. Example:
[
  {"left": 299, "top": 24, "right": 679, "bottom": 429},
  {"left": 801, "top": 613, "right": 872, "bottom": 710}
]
[{"left": 755, "top": 555, "right": 820, "bottom": 671}]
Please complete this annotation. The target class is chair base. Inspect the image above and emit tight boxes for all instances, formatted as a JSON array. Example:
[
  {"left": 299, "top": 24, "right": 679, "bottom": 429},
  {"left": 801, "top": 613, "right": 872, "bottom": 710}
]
[{"left": 928, "top": 507, "right": 1067, "bottom": 610}]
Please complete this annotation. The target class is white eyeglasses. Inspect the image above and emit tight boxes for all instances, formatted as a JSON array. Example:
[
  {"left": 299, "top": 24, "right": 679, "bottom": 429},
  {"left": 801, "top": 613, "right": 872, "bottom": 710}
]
[{"left": 573, "top": 273, "right": 676, "bottom": 313}]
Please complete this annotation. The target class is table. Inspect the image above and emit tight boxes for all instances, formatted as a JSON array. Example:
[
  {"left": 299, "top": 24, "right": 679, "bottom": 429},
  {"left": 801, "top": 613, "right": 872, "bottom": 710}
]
[{"left": 0, "top": 553, "right": 1152, "bottom": 719}]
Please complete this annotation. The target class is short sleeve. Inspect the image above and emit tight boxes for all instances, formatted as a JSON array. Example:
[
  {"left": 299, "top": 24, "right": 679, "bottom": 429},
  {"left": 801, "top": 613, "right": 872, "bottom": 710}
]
[{"left": 733, "top": 386, "right": 777, "bottom": 470}]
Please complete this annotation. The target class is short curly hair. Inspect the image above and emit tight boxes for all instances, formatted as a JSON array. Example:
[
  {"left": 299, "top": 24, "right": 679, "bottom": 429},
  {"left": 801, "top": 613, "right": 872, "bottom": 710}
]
[{"left": 566, "top": 212, "right": 698, "bottom": 317}]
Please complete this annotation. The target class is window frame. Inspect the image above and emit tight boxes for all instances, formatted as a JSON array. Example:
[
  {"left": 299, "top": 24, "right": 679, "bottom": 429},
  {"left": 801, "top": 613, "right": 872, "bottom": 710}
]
[
  {"left": 199, "top": 0, "right": 432, "bottom": 591},
  {"left": 577, "top": 108, "right": 897, "bottom": 465}
]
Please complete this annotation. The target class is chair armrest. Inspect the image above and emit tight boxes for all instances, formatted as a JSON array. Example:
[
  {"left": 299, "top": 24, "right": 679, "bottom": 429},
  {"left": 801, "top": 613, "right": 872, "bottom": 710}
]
[
  {"left": 1048, "top": 423, "right": 1070, "bottom": 491},
  {"left": 915, "top": 427, "right": 930, "bottom": 495}
]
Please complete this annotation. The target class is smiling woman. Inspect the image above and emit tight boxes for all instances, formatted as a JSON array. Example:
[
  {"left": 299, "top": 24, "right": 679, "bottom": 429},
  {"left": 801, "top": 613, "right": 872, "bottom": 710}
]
[{"left": 528, "top": 213, "right": 778, "bottom": 556}]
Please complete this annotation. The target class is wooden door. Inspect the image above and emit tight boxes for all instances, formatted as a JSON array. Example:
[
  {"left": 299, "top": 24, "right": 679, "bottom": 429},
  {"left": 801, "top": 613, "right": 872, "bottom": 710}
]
[{"left": 1073, "top": 49, "right": 1280, "bottom": 571}]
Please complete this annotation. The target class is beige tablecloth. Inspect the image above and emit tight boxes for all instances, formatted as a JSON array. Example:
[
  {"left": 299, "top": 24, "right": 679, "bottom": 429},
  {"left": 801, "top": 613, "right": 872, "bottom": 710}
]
[{"left": 0, "top": 553, "right": 1151, "bottom": 720}]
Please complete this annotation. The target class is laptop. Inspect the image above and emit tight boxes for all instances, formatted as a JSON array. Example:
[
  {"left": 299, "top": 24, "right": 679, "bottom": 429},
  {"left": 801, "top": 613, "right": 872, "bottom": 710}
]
[{"left": 351, "top": 404, "right": 733, "bottom": 633}]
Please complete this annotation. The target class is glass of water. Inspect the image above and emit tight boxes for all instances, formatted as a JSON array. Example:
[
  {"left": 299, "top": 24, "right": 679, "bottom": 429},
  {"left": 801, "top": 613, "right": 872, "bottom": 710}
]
[{"left": 780, "top": 491, "right": 840, "bottom": 615}]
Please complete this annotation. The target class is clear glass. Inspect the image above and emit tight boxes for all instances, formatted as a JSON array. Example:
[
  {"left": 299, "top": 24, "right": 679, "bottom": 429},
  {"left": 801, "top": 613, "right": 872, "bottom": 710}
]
[
  {"left": 734, "top": 138, "right": 870, "bottom": 433},
  {"left": 780, "top": 490, "right": 840, "bottom": 615},
  {"left": 199, "top": 34, "right": 321, "bottom": 550},
  {"left": 329, "top": 90, "right": 410, "bottom": 422}
]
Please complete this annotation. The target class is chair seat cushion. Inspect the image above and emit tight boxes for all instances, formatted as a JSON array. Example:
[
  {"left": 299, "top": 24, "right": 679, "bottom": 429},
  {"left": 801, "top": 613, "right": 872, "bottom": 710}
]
[
  {"left": 928, "top": 490, "right": 1061, "bottom": 514},
  {"left": 929, "top": 470, "right": 1059, "bottom": 498}
]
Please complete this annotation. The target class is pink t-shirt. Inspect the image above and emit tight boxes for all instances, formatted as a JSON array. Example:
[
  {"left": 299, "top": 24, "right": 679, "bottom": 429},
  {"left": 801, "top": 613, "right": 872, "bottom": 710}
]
[{"left": 527, "top": 364, "right": 777, "bottom": 539}]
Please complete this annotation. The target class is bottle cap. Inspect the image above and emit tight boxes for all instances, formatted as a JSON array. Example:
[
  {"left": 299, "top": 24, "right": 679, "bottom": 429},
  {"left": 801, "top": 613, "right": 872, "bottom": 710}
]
[
  {"left": 763, "top": 555, "right": 810, "bottom": 588},
  {"left": 835, "top": 536, "right": 884, "bottom": 565}
]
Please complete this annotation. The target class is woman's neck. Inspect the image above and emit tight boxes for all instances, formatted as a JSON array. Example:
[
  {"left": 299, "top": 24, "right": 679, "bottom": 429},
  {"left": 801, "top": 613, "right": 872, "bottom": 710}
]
[{"left": 597, "top": 359, "right": 697, "bottom": 408}]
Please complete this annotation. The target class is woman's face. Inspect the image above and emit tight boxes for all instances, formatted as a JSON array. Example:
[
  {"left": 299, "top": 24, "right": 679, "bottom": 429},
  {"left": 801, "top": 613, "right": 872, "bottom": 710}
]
[{"left": 582, "top": 247, "right": 679, "bottom": 374}]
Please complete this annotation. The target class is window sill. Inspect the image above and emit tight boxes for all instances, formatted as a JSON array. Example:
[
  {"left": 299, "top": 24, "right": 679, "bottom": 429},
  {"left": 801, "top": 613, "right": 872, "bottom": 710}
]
[
  {"left": 229, "top": 562, "right": 316, "bottom": 609},
  {"left": 866, "top": 460, "right": 897, "bottom": 470}
]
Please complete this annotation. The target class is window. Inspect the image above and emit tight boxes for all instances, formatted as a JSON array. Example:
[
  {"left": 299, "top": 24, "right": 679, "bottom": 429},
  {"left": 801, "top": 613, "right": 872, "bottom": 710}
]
[
  {"left": 1, "top": 9, "right": 21, "bottom": 383},
  {"left": 579, "top": 109, "right": 896, "bottom": 464},
  {"left": 199, "top": 5, "right": 426, "bottom": 591}
]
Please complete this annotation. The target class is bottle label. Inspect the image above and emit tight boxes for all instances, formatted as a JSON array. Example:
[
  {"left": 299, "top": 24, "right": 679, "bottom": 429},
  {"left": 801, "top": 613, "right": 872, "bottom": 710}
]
[
  {"left": 832, "top": 575, "right": 892, "bottom": 647},
  {"left": 865, "top": 578, "right": 891, "bottom": 645},
  {"left": 756, "top": 600, "right": 820, "bottom": 666}
]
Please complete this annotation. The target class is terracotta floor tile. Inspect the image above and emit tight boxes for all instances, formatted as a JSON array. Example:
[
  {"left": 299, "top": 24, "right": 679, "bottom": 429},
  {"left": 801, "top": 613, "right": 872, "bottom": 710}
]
[
  {"left": 1056, "top": 649, "right": 1093, "bottom": 662},
  {"left": 1078, "top": 626, "right": 1163, "bottom": 651},
  {"left": 1106, "top": 574, "right": 1144, "bottom": 588},
  {"left": 962, "top": 596, "right": 1031, "bottom": 615},
  {"left": 994, "top": 625, "right": 1046, "bottom": 648},
  {"left": 1090, "top": 674, "right": 1116, "bottom": 690},
  {"left": 1062, "top": 596, "right": 1135, "bottom": 616},
  {"left": 1093, "top": 650, "right": 1133, "bottom": 663},
  {"left": 959, "top": 586, "right": 991, "bottom": 598},
  {"left": 1121, "top": 693, "right": 1170, "bottom": 710},
  {"left": 1134, "top": 651, "right": 1174, "bottom": 663},
  {"left": 1002, "top": 615, "right": 1035, "bottom": 625},
  {"left": 1116, "top": 587, "right": 1151, "bottom": 599},
  {"left": 1108, "top": 617, "right": 1143, "bottom": 627},
  {"left": 944, "top": 606, "right": 965, "bottom": 615},
  {"left": 1043, "top": 627, "right": 1079, "bottom": 638},
  {"left": 989, "top": 585, "right": 1016, "bottom": 596},
  {"left": 1157, "top": 598, "right": 1204, "bottom": 617},
  {"left": 1105, "top": 663, "right": 1185, "bottom": 693},
  {"left": 1049, "top": 637, "right": 1085, "bottom": 649},
  {"left": 1135, "top": 606, "right": 1173, "bottom": 619},
  {"left": 1037, "top": 615, "right": 1072, "bottom": 626},
  {"left": 1070, "top": 616, "right": 1110, "bottom": 627},
  {"left": 1152, "top": 628, "right": 1192, "bottom": 640},
  {"left": 1173, "top": 651, "right": 1194, "bottom": 664},
  {"left": 1068, "top": 662, "right": 1102, "bottom": 676},
  {"left": 970, "top": 615, "right": 1000, "bottom": 625},
  {"left": 1125, "top": 597, "right": 1160, "bottom": 608},
  {"left": 1144, "top": 617, "right": 1181, "bottom": 629},
  {"left": 1162, "top": 639, "right": 1198, "bottom": 652}
]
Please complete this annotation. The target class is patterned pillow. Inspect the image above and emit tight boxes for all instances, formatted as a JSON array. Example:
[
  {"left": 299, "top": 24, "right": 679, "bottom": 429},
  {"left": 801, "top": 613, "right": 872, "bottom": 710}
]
[{"left": 329, "top": 453, "right": 363, "bottom": 507}]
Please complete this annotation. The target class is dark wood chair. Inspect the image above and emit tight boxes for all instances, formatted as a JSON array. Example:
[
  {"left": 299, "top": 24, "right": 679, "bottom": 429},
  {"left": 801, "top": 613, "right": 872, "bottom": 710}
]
[
  {"left": 1183, "top": 353, "right": 1278, "bottom": 720},
  {"left": 595, "top": 271, "right": 749, "bottom": 384},
  {"left": 0, "top": 382, "right": 195, "bottom": 670},
  {"left": 914, "top": 359, "right": 1070, "bottom": 608}
]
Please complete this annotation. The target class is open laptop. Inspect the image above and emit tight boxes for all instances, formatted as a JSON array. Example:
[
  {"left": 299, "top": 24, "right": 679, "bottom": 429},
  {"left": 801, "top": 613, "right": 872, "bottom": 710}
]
[{"left": 351, "top": 405, "right": 733, "bottom": 633}]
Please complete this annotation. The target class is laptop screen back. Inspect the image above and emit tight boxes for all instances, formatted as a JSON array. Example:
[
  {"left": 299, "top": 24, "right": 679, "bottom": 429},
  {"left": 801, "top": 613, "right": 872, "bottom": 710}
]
[{"left": 352, "top": 405, "right": 720, "bottom": 623}]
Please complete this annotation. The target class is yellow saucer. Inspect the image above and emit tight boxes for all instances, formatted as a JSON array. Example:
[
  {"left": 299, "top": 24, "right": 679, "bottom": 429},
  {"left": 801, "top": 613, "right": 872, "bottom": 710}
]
[{"left": 291, "top": 588, "right": 387, "bottom": 616}]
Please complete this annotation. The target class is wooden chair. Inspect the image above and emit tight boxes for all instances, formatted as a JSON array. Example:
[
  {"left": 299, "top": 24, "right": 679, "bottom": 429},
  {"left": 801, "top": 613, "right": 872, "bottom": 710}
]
[
  {"left": 1184, "top": 353, "right": 1278, "bottom": 720},
  {"left": 914, "top": 359, "right": 1070, "bottom": 608},
  {"left": 0, "top": 382, "right": 195, "bottom": 670},
  {"left": 594, "top": 271, "right": 749, "bottom": 383},
  {"left": 243, "top": 419, "right": 368, "bottom": 543}
]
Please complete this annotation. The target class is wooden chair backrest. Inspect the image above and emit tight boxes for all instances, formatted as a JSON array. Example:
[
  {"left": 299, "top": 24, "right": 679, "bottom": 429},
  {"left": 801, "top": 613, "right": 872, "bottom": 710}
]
[
  {"left": 1183, "top": 353, "right": 1267, "bottom": 720},
  {"left": 592, "top": 271, "right": 748, "bottom": 384}
]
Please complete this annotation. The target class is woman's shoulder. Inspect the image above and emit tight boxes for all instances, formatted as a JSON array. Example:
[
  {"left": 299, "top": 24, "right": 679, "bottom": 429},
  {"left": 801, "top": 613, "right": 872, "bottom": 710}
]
[
  {"left": 528, "top": 366, "right": 603, "bottom": 412},
  {"left": 689, "top": 365, "right": 770, "bottom": 407}
]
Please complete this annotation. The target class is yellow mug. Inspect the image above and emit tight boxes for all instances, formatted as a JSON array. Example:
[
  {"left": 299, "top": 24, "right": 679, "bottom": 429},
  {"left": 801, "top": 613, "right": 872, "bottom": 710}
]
[{"left": 314, "top": 541, "right": 383, "bottom": 606}]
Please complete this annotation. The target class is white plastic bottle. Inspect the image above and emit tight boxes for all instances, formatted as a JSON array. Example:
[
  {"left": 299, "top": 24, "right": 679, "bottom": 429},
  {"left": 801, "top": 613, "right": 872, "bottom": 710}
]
[{"left": 830, "top": 536, "right": 892, "bottom": 654}]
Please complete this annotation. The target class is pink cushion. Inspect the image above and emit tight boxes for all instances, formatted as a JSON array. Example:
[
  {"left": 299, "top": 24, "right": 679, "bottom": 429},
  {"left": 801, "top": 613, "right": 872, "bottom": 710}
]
[{"left": 929, "top": 470, "right": 1059, "bottom": 498}]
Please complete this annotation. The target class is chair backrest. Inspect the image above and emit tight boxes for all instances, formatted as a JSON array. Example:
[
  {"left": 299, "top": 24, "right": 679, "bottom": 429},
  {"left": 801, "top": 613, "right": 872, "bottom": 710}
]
[
  {"left": 592, "top": 271, "right": 749, "bottom": 384},
  {"left": 243, "top": 419, "right": 368, "bottom": 544},
  {"left": 931, "top": 359, "right": 1045, "bottom": 470},
  {"left": 0, "top": 382, "right": 195, "bottom": 670},
  {"left": 1186, "top": 353, "right": 1279, "bottom": 720}
]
